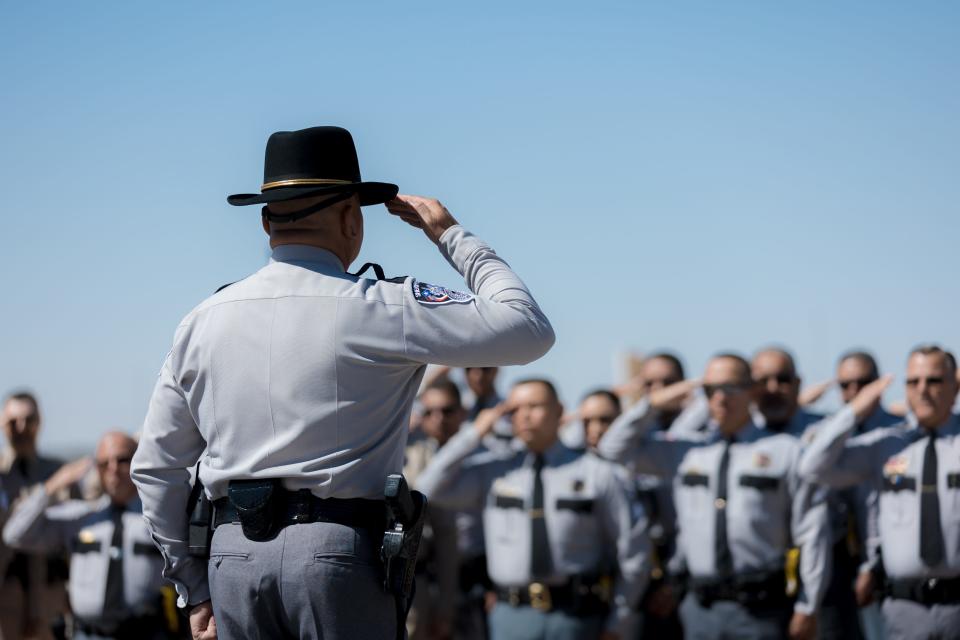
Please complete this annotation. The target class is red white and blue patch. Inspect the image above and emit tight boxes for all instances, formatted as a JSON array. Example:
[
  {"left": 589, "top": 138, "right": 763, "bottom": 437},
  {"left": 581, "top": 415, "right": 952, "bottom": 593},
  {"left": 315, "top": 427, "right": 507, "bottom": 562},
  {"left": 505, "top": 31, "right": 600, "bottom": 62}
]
[{"left": 412, "top": 280, "right": 474, "bottom": 305}]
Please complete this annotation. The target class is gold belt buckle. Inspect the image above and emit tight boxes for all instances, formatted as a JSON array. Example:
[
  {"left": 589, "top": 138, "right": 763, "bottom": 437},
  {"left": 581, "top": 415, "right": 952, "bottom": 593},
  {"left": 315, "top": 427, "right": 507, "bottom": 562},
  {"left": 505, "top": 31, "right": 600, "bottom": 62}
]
[{"left": 529, "top": 582, "right": 552, "bottom": 612}]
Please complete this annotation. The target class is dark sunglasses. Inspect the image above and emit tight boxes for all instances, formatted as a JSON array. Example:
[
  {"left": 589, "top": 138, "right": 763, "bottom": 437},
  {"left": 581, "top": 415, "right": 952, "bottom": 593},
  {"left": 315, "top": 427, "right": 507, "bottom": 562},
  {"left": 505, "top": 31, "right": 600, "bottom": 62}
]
[
  {"left": 839, "top": 377, "right": 876, "bottom": 390},
  {"left": 422, "top": 406, "right": 460, "bottom": 417},
  {"left": 753, "top": 374, "right": 795, "bottom": 386},
  {"left": 96, "top": 456, "right": 133, "bottom": 470},
  {"left": 906, "top": 377, "right": 946, "bottom": 387},
  {"left": 704, "top": 383, "right": 752, "bottom": 398},
  {"left": 643, "top": 378, "right": 682, "bottom": 389}
]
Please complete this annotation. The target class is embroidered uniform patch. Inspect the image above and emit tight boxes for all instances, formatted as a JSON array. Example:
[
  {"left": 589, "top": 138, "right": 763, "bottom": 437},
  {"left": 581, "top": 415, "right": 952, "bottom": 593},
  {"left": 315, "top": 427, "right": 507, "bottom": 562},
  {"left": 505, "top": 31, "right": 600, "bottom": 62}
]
[{"left": 412, "top": 280, "right": 473, "bottom": 305}]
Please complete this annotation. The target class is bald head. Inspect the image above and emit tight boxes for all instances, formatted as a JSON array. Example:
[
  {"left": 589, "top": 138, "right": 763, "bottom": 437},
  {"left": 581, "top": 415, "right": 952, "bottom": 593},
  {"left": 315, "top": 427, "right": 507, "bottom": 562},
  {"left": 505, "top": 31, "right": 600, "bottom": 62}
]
[
  {"left": 751, "top": 348, "right": 801, "bottom": 428},
  {"left": 95, "top": 431, "right": 138, "bottom": 506}
]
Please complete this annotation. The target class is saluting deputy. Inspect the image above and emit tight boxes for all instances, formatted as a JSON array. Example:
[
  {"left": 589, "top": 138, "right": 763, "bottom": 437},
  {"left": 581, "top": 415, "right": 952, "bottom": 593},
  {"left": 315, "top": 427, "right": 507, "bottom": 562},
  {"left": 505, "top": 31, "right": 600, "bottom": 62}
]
[
  {"left": 417, "top": 378, "right": 650, "bottom": 640},
  {"left": 3, "top": 432, "right": 176, "bottom": 640},
  {"left": 799, "top": 345, "right": 960, "bottom": 640},
  {"left": 129, "top": 126, "right": 555, "bottom": 640},
  {"left": 598, "top": 353, "right": 830, "bottom": 640}
]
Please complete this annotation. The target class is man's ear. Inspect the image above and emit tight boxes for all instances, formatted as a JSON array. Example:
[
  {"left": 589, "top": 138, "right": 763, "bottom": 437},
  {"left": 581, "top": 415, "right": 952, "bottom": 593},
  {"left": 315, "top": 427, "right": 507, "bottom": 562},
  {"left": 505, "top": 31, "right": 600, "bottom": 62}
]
[
  {"left": 262, "top": 216, "right": 271, "bottom": 236},
  {"left": 340, "top": 201, "right": 362, "bottom": 239}
]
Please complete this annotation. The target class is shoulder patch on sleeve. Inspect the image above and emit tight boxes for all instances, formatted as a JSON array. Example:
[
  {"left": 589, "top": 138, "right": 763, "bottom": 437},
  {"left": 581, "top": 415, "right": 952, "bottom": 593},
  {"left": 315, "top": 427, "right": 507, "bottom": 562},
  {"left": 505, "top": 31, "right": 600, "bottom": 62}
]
[{"left": 411, "top": 279, "right": 474, "bottom": 305}]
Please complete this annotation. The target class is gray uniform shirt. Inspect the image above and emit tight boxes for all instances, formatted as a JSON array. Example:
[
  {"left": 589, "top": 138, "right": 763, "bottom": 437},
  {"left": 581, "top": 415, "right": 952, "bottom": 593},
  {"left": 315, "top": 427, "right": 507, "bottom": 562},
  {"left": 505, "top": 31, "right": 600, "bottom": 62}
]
[
  {"left": 598, "top": 399, "right": 831, "bottom": 615},
  {"left": 799, "top": 408, "right": 960, "bottom": 580},
  {"left": 130, "top": 226, "right": 554, "bottom": 607},
  {"left": 2, "top": 489, "right": 165, "bottom": 625},
  {"left": 416, "top": 427, "right": 650, "bottom": 634}
]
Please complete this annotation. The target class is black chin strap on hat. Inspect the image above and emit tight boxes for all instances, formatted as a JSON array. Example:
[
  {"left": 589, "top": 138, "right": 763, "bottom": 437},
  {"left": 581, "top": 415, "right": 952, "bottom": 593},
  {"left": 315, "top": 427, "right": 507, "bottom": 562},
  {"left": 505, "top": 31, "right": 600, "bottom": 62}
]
[{"left": 261, "top": 190, "right": 355, "bottom": 224}]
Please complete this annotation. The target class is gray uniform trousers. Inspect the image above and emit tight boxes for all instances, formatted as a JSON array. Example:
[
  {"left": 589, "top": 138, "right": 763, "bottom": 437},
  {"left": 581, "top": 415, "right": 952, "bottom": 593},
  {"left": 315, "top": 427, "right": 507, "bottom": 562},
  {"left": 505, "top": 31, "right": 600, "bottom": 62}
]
[
  {"left": 881, "top": 599, "right": 960, "bottom": 640},
  {"left": 488, "top": 603, "right": 605, "bottom": 640},
  {"left": 208, "top": 521, "right": 395, "bottom": 640},
  {"left": 679, "top": 593, "right": 791, "bottom": 640}
]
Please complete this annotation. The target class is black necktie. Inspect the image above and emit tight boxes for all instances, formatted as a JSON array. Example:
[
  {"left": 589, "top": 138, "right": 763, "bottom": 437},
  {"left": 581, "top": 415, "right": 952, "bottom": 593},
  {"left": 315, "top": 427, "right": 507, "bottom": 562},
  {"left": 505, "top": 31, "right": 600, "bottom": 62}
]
[
  {"left": 715, "top": 439, "right": 734, "bottom": 577},
  {"left": 919, "top": 432, "right": 945, "bottom": 566},
  {"left": 530, "top": 454, "right": 553, "bottom": 579},
  {"left": 103, "top": 506, "right": 126, "bottom": 614}
]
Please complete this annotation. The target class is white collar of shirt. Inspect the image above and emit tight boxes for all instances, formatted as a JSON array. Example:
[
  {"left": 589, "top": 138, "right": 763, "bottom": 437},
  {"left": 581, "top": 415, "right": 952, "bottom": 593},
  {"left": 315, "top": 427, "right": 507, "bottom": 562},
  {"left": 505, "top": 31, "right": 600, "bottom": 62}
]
[{"left": 269, "top": 244, "right": 346, "bottom": 272}]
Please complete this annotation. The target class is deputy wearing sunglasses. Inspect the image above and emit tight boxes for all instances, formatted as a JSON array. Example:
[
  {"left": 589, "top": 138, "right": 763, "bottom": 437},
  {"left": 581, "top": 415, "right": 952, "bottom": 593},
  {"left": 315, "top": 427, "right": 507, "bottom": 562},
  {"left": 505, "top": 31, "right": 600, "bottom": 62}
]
[
  {"left": 3, "top": 432, "right": 176, "bottom": 639},
  {"left": 799, "top": 345, "right": 960, "bottom": 639},
  {"left": 598, "top": 353, "right": 829, "bottom": 640}
]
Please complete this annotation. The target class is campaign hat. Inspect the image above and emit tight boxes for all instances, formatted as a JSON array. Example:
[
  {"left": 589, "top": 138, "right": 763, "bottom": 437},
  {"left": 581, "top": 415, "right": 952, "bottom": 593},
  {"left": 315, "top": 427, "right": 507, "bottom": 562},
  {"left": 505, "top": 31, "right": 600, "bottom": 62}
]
[{"left": 227, "top": 126, "right": 398, "bottom": 207}]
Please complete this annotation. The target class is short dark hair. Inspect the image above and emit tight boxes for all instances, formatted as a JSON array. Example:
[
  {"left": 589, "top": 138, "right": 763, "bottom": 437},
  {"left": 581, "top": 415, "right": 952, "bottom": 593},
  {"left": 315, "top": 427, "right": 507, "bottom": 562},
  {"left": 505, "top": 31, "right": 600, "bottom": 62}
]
[
  {"left": 4, "top": 390, "right": 39, "bottom": 413},
  {"left": 711, "top": 352, "right": 752, "bottom": 383},
  {"left": 753, "top": 346, "right": 797, "bottom": 378},
  {"left": 908, "top": 344, "right": 957, "bottom": 377},
  {"left": 838, "top": 350, "right": 880, "bottom": 380},
  {"left": 646, "top": 352, "right": 685, "bottom": 380},
  {"left": 513, "top": 378, "right": 560, "bottom": 403},
  {"left": 580, "top": 388, "right": 621, "bottom": 412},
  {"left": 421, "top": 379, "right": 462, "bottom": 406}
]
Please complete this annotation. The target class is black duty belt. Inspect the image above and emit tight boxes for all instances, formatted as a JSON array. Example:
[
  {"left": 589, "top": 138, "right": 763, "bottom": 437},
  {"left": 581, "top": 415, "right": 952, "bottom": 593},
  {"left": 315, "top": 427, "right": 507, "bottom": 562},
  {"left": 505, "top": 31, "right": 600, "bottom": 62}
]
[
  {"left": 887, "top": 577, "right": 960, "bottom": 606},
  {"left": 213, "top": 490, "right": 386, "bottom": 532},
  {"left": 74, "top": 614, "right": 160, "bottom": 639},
  {"left": 496, "top": 576, "right": 612, "bottom": 616},
  {"left": 690, "top": 570, "right": 790, "bottom": 609}
]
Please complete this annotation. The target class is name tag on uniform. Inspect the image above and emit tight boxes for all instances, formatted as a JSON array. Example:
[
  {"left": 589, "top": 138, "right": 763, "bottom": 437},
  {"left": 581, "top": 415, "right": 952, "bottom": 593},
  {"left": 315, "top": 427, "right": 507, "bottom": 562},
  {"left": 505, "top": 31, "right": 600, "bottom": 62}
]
[
  {"left": 555, "top": 498, "right": 594, "bottom": 513},
  {"left": 948, "top": 473, "right": 960, "bottom": 489},
  {"left": 739, "top": 475, "right": 781, "bottom": 491}
]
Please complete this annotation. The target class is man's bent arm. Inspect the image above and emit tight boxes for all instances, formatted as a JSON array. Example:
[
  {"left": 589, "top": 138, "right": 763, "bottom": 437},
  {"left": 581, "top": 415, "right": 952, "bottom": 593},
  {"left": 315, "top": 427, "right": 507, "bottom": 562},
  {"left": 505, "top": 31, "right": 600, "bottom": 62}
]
[
  {"left": 402, "top": 226, "right": 555, "bottom": 367},
  {"left": 131, "top": 344, "right": 209, "bottom": 608}
]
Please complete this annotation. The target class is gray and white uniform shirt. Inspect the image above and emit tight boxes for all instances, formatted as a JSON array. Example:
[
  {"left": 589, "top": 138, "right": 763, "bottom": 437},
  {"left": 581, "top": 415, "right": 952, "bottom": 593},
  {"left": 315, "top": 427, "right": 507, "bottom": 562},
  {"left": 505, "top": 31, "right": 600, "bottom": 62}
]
[
  {"left": 130, "top": 225, "right": 555, "bottom": 607},
  {"left": 416, "top": 427, "right": 650, "bottom": 634},
  {"left": 598, "top": 398, "right": 831, "bottom": 615},
  {"left": 2, "top": 490, "right": 165, "bottom": 626},
  {"left": 799, "top": 409, "right": 960, "bottom": 580}
]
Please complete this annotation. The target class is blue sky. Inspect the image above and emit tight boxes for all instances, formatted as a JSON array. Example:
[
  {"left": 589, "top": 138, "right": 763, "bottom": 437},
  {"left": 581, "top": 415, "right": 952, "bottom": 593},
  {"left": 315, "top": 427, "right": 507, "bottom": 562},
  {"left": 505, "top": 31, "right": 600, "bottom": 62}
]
[{"left": 2, "top": 2, "right": 958, "bottom": 454}]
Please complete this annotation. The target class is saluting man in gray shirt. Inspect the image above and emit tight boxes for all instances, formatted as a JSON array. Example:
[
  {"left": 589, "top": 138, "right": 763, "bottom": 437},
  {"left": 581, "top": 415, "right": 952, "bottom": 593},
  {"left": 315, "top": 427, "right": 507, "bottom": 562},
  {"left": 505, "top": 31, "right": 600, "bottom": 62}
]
[
  {"left": 4, "top": 432, "right": 173, "bottom": 640},
  {"left": 799, "top": 345, "right": 960, "bottom": 640},
  {"left": 417, "top": 378, "right": 650, "bottom": 640},
  {"left": 598, "top": 353, "right": 830, "bottom": 640},
  {"left": 130, "top": 126, "right": 555, "bottom": 640}
]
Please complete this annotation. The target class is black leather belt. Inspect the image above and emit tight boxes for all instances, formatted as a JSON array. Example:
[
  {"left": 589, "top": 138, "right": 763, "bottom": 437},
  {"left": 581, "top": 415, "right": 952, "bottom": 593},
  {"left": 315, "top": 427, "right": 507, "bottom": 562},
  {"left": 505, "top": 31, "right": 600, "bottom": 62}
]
[
  {"left": 496, "top": 576, "right": 611, "bottom": 615},
  {"left": 888, "top": 577, "right": 960, "bottom": 605},
  {"left": 213, "top": 490, "right": 385, "bottom": 532},
  {"left": 690, "top": 571, "right": 790, "bottom": 608}
]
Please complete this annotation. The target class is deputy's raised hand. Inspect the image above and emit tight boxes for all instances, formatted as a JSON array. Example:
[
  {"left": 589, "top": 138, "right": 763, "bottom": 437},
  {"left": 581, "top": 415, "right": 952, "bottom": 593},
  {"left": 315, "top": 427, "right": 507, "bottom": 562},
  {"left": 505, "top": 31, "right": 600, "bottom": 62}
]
[
  {"left": 849, "top": 374, "right": 894, "bottom": 422},
  {"left": 474, "top": 403, "right": 511, "bottom": 439},
  {"left": 799, "top": 379, "right": 832, "bottom": 407},
  {"left": 649, "top": 379, "right": 701, "bottom": 411},
  {"left": 44, "top": 457, "right": 92, "bottom": 496},
  {"left": 385, "top": 195, "right": 460, "bottom": 244}
]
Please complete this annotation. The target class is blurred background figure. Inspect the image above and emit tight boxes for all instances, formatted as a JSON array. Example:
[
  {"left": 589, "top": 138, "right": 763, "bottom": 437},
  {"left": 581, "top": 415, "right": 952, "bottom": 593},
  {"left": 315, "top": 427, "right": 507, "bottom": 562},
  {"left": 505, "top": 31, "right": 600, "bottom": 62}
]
[
  {"left": 405, "top": 380, "right": 464, "bottom": 640},
  {"left": 0, "top": 392, "right": 72, "bottom": 640},
  {"left": 3, "top": 431, "right": 181, "bottom": 640},
  {"left": 833, "top": 351, "right": 902, "bottom": 640}
]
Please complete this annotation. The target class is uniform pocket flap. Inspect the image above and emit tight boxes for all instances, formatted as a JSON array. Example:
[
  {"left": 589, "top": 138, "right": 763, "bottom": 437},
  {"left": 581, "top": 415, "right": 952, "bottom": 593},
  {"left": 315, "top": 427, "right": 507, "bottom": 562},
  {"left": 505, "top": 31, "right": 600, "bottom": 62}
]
[
  {"left": 556, "top": 498, "right": 594, "bottom": 513},
  {"left": 881, "top": 476, "right": 916, "bottom": 492},
  {"left": 739, "top": 475, "right": 781, "bottom": 491},
  {"left": 681, "top": 473, "right": 709, "bottom": 487},
  {"left": 494, "top": 495, "right": 524, "bottom": 509},
  {"left": 74, "top": 540, "right": 102, "bottom": 553}
]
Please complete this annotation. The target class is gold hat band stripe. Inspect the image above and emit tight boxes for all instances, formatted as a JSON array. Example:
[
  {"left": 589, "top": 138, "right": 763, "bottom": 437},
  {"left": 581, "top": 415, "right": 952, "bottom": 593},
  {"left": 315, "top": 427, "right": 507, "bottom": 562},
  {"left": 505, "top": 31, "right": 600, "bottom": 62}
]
[{"left": 261, "top": 178, "right": 354, "bottom": 191}]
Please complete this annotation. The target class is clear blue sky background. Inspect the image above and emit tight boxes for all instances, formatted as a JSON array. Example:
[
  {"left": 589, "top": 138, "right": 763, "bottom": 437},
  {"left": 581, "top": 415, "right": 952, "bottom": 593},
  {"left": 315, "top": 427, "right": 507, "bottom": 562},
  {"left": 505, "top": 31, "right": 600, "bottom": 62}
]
[{"left": 2, "top": 2, "right": 957, "bottom": 455}]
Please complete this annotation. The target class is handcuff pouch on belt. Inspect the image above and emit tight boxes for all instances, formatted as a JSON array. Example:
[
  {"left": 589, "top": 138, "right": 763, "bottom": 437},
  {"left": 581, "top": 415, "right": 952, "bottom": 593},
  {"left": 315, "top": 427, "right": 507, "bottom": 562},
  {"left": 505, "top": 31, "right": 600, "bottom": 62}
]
[{"left": 228, "top": 479, "right": 284, "bottom": 542}]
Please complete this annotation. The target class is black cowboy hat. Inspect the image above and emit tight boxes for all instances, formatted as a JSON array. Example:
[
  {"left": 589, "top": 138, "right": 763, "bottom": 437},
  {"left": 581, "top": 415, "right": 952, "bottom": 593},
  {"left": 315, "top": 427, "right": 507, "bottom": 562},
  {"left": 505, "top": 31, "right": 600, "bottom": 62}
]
[{"left": 227, "top": 126, "right": 398, "bottom": 207}]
